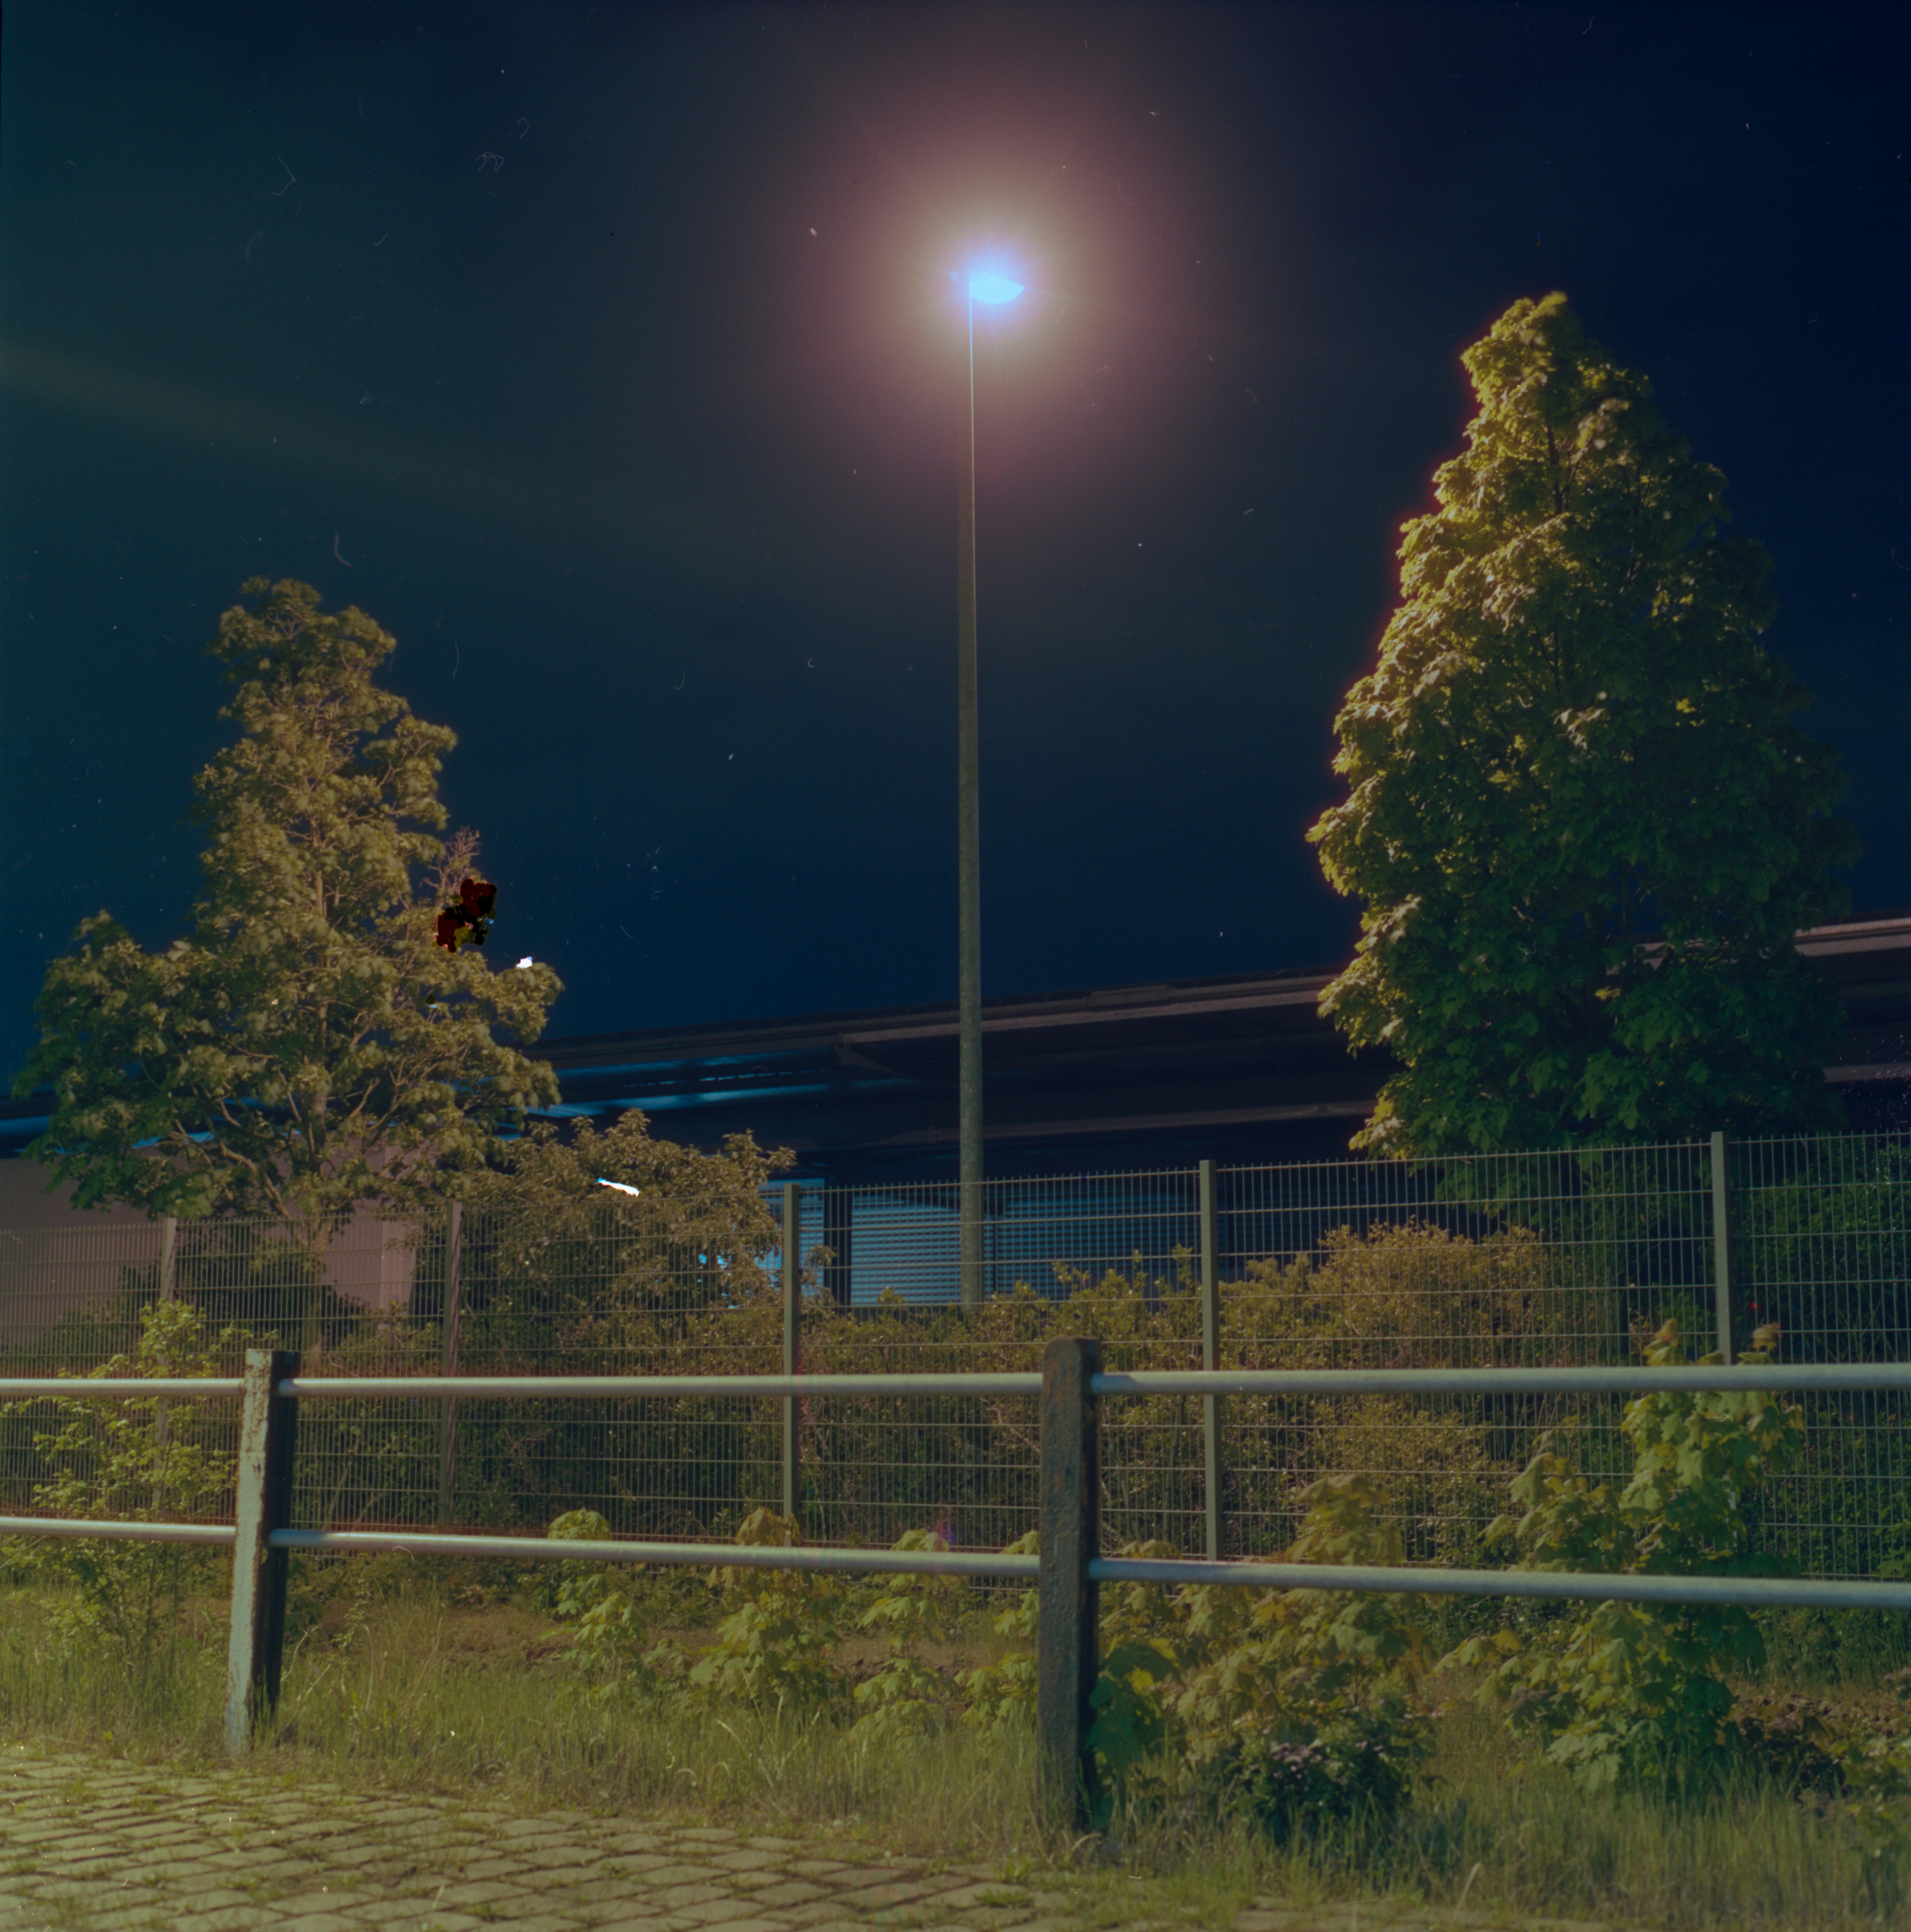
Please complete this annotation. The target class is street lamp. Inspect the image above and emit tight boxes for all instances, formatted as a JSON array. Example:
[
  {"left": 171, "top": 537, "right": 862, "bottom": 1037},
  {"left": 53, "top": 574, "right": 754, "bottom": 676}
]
[{"left": 955, "top": 265, "right": 1024, "bottom": 1307}]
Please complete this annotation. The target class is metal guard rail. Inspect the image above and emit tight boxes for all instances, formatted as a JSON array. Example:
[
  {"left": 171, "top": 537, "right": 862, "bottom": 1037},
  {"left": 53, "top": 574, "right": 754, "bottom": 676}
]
[
  {"left": 280, "top": 1364, "right": 1911, "bottom": 1398},
  {"left": 5, "top": 1346, "right": 1911, "bottom": 1821},
  {"left": 5, "top": 1363, "right": 1905, "bottom": 1402}
]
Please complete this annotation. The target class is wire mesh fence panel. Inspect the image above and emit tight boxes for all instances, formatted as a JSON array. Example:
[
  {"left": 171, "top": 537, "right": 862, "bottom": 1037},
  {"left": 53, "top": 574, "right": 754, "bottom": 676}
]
[
  {"left": 1732, "top": 1133, "right": 1911, "bottom": 1578},
  {"left": 1215, "top": 1144, "right": 1719, "bottom": 1560},
  {"left": 0, "top": 1213, "right": 408, "bottom": 1531},
  {"left": 0, "top": 1388, "right": 244, "bottom": 1531},
  {"left": 775, "top": 1174, "right": 1204, "bottom": 1553},
  {"left": 0, "top": 1222, "right": 166, "bottom": 1368},
  {"left": 297, "top": 1203, "right": 789, "bottom": 1537},
  {"left": 0, "top": 1132, "right": 1905, "bottom": 1577}
]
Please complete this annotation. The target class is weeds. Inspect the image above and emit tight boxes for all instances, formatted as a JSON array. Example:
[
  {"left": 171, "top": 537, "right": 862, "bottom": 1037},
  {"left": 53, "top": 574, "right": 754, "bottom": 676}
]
[{"left": 5, "top": 1570, "right": 1911, "bottom": 1927}]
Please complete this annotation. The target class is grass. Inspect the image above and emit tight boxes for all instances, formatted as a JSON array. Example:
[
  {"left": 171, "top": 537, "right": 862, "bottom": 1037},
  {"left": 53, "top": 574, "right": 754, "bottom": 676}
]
[{"left": 2, "top": 1560, "right": 1910, "bottom": 1929}]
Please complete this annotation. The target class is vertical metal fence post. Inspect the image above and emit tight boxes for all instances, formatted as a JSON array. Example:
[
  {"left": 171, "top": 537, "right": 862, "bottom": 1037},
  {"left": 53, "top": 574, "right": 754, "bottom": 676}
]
[
  {"left": 224, "top": 1347, "right": 300, "bottom": 1755},
  {"left": 437, "top": 1200, "right": 465, "bottom": 1529},
  {"left": 1710, "top": 1131, "right": 1733, "bottom": 1363},
  {"left": 1038, "top": 1335, "right": 1100, "bottom": 1826},
  {"left": 1199, "top": 1160, "right": 1222, "bottom": 1561},
  {"left": 157, "top": 1216, "right": 177, "bottom": 1303},
  {"left": 782, "top": 1182, "right": 801, "bottom": 1525},
  {"left": 154, "top": 1216, "right": 180, "bottom": 1470}
]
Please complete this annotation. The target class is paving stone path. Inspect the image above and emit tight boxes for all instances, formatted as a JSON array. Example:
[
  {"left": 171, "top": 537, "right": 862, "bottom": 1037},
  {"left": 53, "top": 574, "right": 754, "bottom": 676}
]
[{"left": 0, "top": 1741, "right": 1642, "bottom": 1932}]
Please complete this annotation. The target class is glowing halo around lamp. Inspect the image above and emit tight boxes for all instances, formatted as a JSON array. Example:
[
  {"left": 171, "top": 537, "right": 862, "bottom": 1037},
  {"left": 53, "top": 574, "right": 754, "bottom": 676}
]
[{"left": 966, "top": 270, "right": 1025, "bottom": 304}]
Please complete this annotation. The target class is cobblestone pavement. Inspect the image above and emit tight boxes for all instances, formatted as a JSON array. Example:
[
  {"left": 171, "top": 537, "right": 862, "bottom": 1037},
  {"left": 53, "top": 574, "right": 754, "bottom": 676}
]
[{"left": 0, "top": 1741, "right": 1642, "bottom": 1932}]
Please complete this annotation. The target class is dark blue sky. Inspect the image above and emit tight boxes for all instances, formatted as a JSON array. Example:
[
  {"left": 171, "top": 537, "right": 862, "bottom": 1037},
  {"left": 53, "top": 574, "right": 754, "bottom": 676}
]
[{"left": 3, "top": 2, "right": 1906, "bottom": 1082}]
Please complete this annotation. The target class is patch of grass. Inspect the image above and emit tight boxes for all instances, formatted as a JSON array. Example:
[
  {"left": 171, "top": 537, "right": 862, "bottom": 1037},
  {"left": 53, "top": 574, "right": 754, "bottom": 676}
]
[{"left": 3, "top": 1568, "right": 1911, "bottom": 1929}]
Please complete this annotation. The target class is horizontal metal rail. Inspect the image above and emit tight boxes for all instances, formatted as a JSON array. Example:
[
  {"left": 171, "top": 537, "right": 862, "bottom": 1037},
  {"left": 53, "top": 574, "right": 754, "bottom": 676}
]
[
  {"left": 2, "top": 1367, "right": 1896, "bottom": 1405},
  {"left": 0, "top": 1514, "right": 236, "bottom": 1547},
  {"left": 280, "top": 1373, "right": 1044, "bottom": 1399},
  {"left": 0, "top": 1379, "right": 245, "bottom": 1399},
  {"left": 1092, "top": 1554, "right": 1911, "bottom": 1612},
  {"left": 1100, "top": 1365, "right": 1911, "bottom": 1396},
  {"left": 269, "top": 1528, "right": 1038, "bottom": 1578},
  {"left": 278, "top": 1364, "right": 1911, "bottom": 1402},
  {"left": 7, "top": 1512, "right": 1903, "bottom": 1612}
]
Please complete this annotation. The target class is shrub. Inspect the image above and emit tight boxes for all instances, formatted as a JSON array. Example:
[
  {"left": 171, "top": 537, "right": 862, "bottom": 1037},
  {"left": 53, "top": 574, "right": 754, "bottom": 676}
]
[
  {"left": 545, "top": 1508, "right": 682, "bottom": 1694},
  {"left": 0, "top": 1300, "right": 235, "bottom": 1667},
  {"left": 955, "top": 1531, "right": 1040, "bottom": 1734},
  {"left": 1446, "top": 1318, "right": 1804, "bottom": 1792},
  {"left": 687, "top": 1508, "right": 848, "bottom": 1709},
  {"left": 1079, "top": 1477, "right": 1434, "bottom": 1835},
  {"left": 847, "top": 1530, "right": 969, "bottom": 1746}
]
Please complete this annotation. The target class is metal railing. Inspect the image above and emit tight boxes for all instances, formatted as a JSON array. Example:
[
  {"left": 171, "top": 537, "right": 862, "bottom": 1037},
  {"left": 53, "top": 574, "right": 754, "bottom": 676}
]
[{"left": 6, "top": 1344, "right": 1911, "bottom": 1823}]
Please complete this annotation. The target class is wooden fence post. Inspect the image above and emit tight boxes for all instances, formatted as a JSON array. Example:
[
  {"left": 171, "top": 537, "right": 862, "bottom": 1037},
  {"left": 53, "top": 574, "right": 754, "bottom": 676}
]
[
  {"left": 1199, "top": 1159, "right": 1222, "bottom": 1561},
  {"left": 437, "top": 1200, "right": 465, "bottom": 1528},
  {"left": 224, "top": 1347, "right": 300, "bottom": 1755},
  {"left": 1038, "top": 1335, "right": 1100, "bottom": 1827},
  {"left": 782, "top": 1182, "right": 801, "bottom": 1525},
  {"left": 1710, "top": 1131, "right": 1733, "bottom": 1364}
]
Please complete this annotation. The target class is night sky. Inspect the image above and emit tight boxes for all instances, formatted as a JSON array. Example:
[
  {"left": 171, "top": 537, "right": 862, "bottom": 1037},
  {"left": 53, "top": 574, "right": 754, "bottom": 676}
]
[{"left": 3, "top": 2, "right": 1906, "bottom": 1086}]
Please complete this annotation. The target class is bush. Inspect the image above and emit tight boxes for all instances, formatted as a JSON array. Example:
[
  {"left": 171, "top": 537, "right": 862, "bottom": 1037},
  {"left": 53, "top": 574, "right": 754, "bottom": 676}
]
[
  {"left": 1082, "top": 1477, "right": 1435, "bottom": 1836},
  {"left": 689, "top": 1508, "right": 847, "bottom": 1708},
  {"left": 848, "top": 1529, "right": 969, "bottom": 1745},
  {"left": 544, "top": 1507, "right": 695, "bottom": 1696},
  {"left": 0, "top": 1300, "right": 235, "bottom": 1667},
  {"left": 1446, "top": 1317, "right": 1805, "bottom": 1792}
]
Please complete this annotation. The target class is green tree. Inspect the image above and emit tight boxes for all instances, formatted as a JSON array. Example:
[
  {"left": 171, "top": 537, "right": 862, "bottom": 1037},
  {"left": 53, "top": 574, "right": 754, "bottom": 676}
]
[
  {"left": 1309, "top": 294, "right": 1856, "bottom": 1154},
  {"left": 11, "top": 578, "right": 562, "bottom": 1250},
  {"left": 440, "top": 1108, "right": 793, "bottom": 1323}
]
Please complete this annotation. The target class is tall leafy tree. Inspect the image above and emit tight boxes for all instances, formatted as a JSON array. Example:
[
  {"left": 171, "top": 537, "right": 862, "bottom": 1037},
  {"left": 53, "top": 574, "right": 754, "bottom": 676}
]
[
  {"left": 434, "top": 1111, "right": 795, "bottom": 1323},
  {"left": 12, "top": 578, "right": 562, "bottom": 1248},
  {"left": 1310, "top": 295, "right": 1856, "bottom": 1155}
]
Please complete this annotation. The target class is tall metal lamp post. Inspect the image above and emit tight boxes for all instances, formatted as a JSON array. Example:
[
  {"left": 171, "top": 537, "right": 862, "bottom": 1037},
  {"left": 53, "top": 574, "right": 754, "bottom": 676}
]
[{"left": 956, "top": 266, "right": 1024, "bottom": 1307}]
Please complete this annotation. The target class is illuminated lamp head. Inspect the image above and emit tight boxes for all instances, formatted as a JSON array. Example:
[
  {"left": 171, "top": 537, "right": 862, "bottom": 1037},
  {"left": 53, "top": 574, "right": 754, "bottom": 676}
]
[{"left": 966, "top": 270, "right": 1026, "bottom": 305}]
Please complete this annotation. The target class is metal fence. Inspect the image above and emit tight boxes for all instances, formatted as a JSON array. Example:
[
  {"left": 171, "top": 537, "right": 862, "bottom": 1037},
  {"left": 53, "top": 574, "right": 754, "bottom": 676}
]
[
  {"left": 8, "top": 1345, "right": 1911, "bottom": 1815},
  {"left": 1, "top": 1133, "right": 1905, "bottom": 1579}
]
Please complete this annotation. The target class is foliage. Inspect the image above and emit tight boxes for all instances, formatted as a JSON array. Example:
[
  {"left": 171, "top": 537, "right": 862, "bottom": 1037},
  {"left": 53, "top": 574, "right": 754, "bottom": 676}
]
[
  {"left": 418, "top": 1110, "right": 794, "bottom": 1328},
  {"left": 1448, "top": 1318, "right": 1804, "bottom": 1791},
  {"left": 956, "top": 1531, "right": 1041, "bottom": 1733},
  {"left": 0, "top": 1214, "right": 1603, "bottom": 1565},
  {"left": 11, "top": 577, "right": 561, "bottom": 1251},
  {"left": 0, "top": 1301, "right": 234, "bottom": 1664},
  {"left": 1081, "top": 1479, "right": 1435, "bottom": 1835},
  {"left": 1309, "top": 293, "right": 1856, "bottom": 1156},
  {"left": 847, "top": 1530, "right": 969, "bottom": 1746},
  {"left": 688, "top": 1508, "right": 847, "bottom": 1709},
  {"left": 1732, "top": 1138, "right": 1911, "bottom": 1361},
  {"left": 544, "top": 1508, "right": 685, "bottom": 1697},
  {"left": 1227, "top": 1219, "right": 1594, "bottom": 1566}
]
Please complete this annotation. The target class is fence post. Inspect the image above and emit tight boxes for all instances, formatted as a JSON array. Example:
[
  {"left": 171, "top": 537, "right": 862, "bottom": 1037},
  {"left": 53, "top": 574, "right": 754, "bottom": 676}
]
[
  {"left": 157, "top": 1215, "right": 177, "bottom": 1302},
  {"left": 154, "top": 1216, "right": 180, "bottom": 1468},
  {"left": 1710, "top": 1131, "right": 1733, "bottom": 1363},
  {"left": 782, "top": 1182, "right": 801, "bottom": 1525},
  {"left": 1038, "top": 1335, "right": 1100, "bottom": 1827},
  {"left": 1199, "top": 1160, "right": 1222, "bottom": 1561},
  {"left": 224, "top": 1346, "right": 300, "bottom": 1755},
  {"left": 437, "top": 1199, "right": 465, "bottom": 1529}
]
